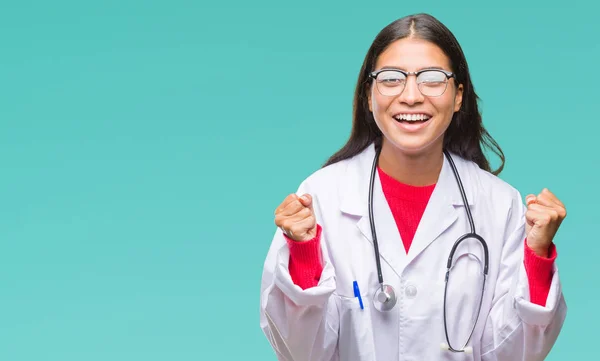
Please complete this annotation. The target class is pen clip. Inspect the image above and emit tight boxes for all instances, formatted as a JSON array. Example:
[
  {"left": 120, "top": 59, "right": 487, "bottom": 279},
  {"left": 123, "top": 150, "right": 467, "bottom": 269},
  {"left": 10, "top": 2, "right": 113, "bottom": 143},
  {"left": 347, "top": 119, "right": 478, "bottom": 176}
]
[{"left": 353, "top": 281, "right": 364, "bottom": 310}]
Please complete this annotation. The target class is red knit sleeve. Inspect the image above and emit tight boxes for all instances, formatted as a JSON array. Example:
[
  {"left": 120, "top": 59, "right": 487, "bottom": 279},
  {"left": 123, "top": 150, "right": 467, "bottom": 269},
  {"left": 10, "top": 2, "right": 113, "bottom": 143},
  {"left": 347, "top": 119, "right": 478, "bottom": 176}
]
[
  {"left": 285, "top": 224, "right": 324, "bottom": 290},
  {"left": 523, "top": 238, "right": 557, "bottom": 307}
]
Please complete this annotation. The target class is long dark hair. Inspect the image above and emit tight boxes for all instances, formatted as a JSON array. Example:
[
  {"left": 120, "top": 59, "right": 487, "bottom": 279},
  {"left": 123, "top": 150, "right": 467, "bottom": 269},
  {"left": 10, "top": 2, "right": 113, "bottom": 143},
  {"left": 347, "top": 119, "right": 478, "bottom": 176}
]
[{"left": 323, "top": 13, "right": 504, "bottom": 175}]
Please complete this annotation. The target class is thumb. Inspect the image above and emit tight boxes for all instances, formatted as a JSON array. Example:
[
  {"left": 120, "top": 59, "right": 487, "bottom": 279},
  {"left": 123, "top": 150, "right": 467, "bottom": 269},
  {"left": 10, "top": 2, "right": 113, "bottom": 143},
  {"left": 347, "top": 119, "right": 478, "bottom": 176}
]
[
  {"left": 299, "top": 194, "right": 313, "bottom": 209},
  {"left": 525, "top": 194, "right": 537, "bottom": 206},
  {"left": 525, "top": 210, "right": 534, "bottom": 230}
]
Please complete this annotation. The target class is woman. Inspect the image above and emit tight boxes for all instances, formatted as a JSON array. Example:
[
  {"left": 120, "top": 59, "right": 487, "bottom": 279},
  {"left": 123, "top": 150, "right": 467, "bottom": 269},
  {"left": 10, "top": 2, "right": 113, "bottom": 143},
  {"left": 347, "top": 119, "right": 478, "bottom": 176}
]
[{"left": 260, "top": 13, "right": 566, "bottom": 361}]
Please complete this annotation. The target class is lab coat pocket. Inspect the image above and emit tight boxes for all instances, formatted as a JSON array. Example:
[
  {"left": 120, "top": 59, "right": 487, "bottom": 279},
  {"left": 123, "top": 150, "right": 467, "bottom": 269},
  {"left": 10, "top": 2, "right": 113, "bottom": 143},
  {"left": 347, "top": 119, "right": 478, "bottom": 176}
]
[{"left": 335, "top": 293, "right": 377, "bottom": 361}]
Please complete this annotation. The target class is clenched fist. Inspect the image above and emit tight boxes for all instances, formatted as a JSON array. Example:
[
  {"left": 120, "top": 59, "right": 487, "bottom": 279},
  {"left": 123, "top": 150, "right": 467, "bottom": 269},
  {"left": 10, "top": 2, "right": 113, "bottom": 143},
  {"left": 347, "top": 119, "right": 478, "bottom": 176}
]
[
  {"left": 274, "top": 193, "right": 317, "bottom": 242},
  {"left": 525, "top": 188, "right": 567, "bottom": 257}
]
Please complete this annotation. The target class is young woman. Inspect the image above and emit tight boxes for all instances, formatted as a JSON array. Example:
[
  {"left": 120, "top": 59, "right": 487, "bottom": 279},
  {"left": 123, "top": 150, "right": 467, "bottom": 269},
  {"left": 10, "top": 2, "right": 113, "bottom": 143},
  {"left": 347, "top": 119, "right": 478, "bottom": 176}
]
[{"left": 260, "top": 13, "right": 566, "bottom": 361}]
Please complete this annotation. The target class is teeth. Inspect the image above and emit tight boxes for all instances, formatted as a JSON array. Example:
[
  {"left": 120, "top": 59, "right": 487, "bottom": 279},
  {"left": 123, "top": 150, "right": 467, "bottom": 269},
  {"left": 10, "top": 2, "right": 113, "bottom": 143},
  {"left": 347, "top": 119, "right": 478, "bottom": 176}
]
[{"left": 394, "top": 114, "right": 431, "bottom": 121}]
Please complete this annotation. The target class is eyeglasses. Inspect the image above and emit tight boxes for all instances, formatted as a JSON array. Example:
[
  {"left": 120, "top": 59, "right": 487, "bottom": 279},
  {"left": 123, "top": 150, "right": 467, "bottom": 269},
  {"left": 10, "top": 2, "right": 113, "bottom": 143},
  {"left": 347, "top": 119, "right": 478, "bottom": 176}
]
[{"left": 369, "top": 68, "right": 456, "bottom": 97}]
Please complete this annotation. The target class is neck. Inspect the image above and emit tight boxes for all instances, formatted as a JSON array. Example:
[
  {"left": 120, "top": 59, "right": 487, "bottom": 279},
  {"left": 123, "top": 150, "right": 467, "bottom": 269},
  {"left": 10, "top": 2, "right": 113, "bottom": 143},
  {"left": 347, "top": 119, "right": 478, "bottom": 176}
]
[{"left": 378, "top": 140, "right": 444, "bottom": 186}]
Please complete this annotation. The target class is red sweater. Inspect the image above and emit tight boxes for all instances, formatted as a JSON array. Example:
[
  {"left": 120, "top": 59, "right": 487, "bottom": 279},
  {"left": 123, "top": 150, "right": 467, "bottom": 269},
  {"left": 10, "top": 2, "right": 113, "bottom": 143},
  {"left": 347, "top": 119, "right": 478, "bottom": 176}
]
[{"left": 286, "top": 166, "right": 557, "bottom": 307}]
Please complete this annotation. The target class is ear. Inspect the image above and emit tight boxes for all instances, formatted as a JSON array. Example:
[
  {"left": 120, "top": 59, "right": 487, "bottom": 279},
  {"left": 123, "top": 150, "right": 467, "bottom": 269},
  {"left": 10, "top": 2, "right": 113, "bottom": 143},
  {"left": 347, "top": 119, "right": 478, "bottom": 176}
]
[{"left": 454, "top": 83, "right": 464, "bottom": 113}]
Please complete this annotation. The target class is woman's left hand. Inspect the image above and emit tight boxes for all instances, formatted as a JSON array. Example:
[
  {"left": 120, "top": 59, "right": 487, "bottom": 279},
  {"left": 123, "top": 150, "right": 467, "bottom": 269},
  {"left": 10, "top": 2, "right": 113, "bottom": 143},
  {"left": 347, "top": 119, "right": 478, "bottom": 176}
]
[{"left": 525, "top": 188, "right": 567, "bottom": 257}]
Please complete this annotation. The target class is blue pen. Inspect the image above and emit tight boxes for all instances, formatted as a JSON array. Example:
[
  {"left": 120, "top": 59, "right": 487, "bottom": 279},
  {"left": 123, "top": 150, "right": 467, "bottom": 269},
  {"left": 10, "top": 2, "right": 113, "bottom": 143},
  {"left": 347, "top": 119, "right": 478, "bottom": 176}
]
[{"left": 353, "top": 281, "right": 364, "bottom": 310}]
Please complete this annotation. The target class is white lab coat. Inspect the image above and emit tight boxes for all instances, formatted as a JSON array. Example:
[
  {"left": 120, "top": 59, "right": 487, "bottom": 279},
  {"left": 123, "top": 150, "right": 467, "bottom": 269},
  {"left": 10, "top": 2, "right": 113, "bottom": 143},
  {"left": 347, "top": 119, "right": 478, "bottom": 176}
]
[{"left": 259, "top": 143, "right": 566, "bottom": 361}]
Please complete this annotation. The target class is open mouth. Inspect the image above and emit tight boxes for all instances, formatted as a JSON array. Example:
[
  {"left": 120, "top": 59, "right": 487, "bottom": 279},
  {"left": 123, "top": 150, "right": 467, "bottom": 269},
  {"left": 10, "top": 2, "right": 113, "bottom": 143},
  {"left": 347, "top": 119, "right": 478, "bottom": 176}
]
[{"left": 392, "top": 113, "right": 432, "bottom": 123}]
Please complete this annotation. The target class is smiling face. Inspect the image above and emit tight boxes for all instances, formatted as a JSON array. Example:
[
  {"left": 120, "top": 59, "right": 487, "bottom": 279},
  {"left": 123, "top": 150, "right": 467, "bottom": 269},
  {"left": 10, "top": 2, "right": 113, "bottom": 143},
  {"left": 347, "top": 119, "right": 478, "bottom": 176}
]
[{"left": 368, "top": 37, "right": 463, "bottom": 157}]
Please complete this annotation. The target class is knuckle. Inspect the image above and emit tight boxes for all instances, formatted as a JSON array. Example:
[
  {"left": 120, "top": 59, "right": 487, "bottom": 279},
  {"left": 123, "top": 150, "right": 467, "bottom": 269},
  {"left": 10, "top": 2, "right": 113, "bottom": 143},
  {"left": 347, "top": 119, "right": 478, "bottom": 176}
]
[
  {"left": 291, "top": 199, "right": 301, "bottom": 208},
  {"left": 542, "top": 214, "right": 552, "bottom": 224}
]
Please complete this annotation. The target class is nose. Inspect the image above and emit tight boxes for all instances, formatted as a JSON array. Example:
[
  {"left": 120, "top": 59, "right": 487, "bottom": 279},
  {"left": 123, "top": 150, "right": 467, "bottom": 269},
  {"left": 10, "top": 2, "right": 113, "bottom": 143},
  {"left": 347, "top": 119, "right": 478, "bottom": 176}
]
[{"left": 398, "top": 76, "right": 424, "bottom": 105}]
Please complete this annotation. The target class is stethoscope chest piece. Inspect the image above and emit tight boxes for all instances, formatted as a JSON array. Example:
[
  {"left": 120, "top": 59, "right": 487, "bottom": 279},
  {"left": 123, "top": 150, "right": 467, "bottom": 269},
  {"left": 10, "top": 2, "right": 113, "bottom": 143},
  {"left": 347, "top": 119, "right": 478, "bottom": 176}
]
[{"left": 373, "top": 284, "right": 396, "bottom": 312}]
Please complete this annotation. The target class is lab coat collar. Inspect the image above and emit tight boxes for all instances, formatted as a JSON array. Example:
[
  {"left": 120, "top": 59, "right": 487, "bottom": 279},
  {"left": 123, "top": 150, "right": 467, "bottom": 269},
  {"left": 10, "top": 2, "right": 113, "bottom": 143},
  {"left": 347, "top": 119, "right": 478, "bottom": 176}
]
[
  {"left": 338, "top": 143, "right": 477, "bottom": 276},
  {"left": 339, "top": 143, "right": 475, "bottom": 215}
]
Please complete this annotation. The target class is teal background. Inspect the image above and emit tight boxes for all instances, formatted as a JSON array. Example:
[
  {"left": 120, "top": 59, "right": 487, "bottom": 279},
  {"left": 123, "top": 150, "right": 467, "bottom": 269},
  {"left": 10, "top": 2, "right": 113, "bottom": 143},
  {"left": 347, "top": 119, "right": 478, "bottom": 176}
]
[{"left": 1, "top": 0, "right": 597, "bottom": 359}]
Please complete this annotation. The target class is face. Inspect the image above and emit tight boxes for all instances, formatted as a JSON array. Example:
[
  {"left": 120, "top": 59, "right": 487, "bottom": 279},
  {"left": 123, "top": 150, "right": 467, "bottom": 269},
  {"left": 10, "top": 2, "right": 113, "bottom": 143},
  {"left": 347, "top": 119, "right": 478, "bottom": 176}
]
[{"left": 367, "top": 37, "right": 463, "bottom": 156}]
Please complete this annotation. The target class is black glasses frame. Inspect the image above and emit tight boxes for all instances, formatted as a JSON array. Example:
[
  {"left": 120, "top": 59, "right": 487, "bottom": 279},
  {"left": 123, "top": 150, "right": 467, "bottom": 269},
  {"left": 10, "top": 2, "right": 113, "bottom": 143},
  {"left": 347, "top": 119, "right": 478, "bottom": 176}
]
[
  {"left": 368, "top": 68, "right": 457, "bottom": 97},
  {"left": 369, "top": 68, "right": 455, "bottom": 81}
]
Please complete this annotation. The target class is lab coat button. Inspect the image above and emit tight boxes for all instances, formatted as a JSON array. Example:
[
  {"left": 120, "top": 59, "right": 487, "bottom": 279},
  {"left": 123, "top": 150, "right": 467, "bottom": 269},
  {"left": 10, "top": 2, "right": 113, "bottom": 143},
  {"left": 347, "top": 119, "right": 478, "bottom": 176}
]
[{"left": 405, "top": 284, "right": 417, "bottom": 298}]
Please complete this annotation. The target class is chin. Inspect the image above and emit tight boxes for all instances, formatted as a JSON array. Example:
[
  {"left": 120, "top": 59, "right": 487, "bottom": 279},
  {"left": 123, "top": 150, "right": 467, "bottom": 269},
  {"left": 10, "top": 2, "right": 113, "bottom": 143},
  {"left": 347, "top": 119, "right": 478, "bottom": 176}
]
[{"left": 384, "top": 133, "right": 443, "bottom": 157}]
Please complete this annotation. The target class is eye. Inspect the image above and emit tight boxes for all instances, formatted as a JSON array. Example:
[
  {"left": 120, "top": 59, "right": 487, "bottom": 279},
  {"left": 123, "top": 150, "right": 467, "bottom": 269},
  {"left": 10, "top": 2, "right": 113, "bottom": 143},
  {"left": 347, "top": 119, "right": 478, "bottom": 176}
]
[
  {"left": 377, "top": 71, "right": 406, "bottom": 87},
  {"left": 416, "top": 70, "right": 451, "bottom": 97},
  {"left": 418, "top": 70, "right": 446, "bottom": 84}
]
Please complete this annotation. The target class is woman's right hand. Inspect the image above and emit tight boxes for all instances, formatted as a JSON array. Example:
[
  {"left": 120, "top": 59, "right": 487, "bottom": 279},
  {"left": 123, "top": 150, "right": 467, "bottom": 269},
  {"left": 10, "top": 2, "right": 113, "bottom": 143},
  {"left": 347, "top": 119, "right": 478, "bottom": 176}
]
[{"left": 274, "top": 193, "right": 317, "bottom": 242}]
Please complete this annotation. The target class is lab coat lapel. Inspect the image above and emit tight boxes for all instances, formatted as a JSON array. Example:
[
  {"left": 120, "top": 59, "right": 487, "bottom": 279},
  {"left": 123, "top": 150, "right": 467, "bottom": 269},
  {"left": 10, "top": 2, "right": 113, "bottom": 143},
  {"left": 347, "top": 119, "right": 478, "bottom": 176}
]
[
  {"left": 355, "top": 172, "right": 407, "bottom": 279},
  {"left": 339, "top": 146, "right": 474, "bottom": 278},
  {"left": 339, "top": 144, "right": 406, "bottom": 279},
  {"left": 405, "top": 153, "right": 464, "bottom": 265}
]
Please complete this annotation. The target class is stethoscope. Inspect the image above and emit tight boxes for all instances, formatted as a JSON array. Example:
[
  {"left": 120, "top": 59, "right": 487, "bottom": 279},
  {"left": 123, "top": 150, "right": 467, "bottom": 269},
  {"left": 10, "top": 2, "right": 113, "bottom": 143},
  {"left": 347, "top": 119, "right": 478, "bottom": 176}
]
[{"left": 368, "top": 145, "right": 489, "bottom": 354}]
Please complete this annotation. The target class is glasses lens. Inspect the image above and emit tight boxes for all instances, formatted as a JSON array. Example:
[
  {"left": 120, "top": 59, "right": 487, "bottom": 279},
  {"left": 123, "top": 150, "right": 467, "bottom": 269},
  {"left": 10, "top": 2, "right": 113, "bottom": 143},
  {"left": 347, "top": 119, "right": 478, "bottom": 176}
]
[
  {"left": 417, "top": 70, "right": 448, "bottom": 97},
  {"left": 376, "top": 70, "right": 406, "bottom": 96}
]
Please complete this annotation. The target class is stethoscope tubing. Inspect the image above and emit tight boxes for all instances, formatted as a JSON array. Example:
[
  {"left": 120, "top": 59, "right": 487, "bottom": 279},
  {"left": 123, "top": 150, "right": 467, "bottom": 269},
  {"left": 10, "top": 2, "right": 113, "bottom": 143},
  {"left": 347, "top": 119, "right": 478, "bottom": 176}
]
[{"left": 368, "top": 144, "right": 489, "bottom": 353}]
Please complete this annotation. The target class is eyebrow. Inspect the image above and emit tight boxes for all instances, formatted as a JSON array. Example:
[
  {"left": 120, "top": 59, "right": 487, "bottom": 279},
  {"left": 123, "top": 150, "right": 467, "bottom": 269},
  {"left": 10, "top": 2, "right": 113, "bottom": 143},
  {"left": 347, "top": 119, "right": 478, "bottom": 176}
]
[{"left": 379, "top": 66, "right": 445, "bottom": 71}]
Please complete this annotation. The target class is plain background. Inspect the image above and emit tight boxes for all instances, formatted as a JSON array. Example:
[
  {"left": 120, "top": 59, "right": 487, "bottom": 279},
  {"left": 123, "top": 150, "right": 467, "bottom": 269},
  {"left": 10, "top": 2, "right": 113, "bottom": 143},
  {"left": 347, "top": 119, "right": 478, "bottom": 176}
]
[{"left": 1, "top": 0, "right": 598, "bottom": 359}]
